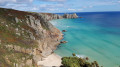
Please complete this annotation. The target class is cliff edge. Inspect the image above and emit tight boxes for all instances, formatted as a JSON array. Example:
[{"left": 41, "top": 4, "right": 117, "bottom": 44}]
[{"left": 0, "top": 8, "right": 78, "bottom": 67}]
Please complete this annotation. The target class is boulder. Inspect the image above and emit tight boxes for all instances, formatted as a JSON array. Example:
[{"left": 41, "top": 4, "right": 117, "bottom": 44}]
[
  {"left": 62, "top": 30, "right": 67, "bottom": 32},
  {"left": 60, "top": 41, "right": 68, "bottom": 44}
]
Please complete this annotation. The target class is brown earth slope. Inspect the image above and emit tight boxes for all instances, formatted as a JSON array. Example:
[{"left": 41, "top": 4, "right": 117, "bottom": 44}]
[{"left": 0, "top": 7, "right": 78, "bottom": 67}]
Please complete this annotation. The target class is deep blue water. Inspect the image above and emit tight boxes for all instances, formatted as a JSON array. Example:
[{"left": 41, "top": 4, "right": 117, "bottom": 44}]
[{"left": 51, "top": 12, "right": 120, "bottom": 67}]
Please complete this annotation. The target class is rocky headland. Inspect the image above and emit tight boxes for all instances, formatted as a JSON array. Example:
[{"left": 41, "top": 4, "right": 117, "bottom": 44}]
[{"left": 0, "top": 7, "right": 78, "bottom": 67}]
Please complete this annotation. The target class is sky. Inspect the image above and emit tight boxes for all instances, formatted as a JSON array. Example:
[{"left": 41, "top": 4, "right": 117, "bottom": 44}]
[{"left": 0, "top": 0, "right": 120, "bottom": 13}]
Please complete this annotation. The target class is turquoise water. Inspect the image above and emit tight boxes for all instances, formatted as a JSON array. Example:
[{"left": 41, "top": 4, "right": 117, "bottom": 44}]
[{"left": 50, "top": 12, "right": 120, "bottom": 67}]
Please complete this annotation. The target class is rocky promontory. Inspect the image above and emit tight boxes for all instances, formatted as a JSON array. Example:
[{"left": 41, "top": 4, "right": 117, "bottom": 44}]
[
  {"left": 39, "top": 13, "right": 78, "bottom": 20},
  {"left": 0, "top": 7, "right": 78, "bottom": 67},
  {"left": 63, "top": 13, "right": 78, "bottom": 18}
]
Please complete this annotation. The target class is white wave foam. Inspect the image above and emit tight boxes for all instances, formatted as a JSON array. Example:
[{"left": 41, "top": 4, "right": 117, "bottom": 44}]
[
  {"left": 76, "top": 54, "right": 86, "bottom": 58},
  {"left": 67, "top": 26, "right": 70, "bottom": 27}
]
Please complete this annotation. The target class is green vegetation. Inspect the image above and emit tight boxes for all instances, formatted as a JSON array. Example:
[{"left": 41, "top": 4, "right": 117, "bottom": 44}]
[
  {"left": 61, "top": 54, "right": 101, "bottom": 67},
  {"left": 72, "top": 53, "right": 76, "bottom": 57},
  {"left": 0, "top": 7, "right": 38, "bottom": 67},
  {"left": 0, "top": 46, "right": 34, "bottom": 67},
  {"left": 0, "top": 7, "right": 101, "bottom": 67}
]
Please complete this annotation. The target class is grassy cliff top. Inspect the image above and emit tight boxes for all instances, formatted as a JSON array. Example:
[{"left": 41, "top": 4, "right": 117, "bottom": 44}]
[{"left": 0, "top": 8, "right": 41, "bottom": 67}]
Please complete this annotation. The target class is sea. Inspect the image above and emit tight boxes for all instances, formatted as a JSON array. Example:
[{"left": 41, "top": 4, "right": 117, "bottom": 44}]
[{"left": 50, "top": 12, "right": 120, "bottom": 67}]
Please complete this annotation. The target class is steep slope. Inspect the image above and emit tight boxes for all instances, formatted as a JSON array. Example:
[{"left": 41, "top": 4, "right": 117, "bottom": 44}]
[
  {"left": 0, "top": 8, "right": 63, "bottom": 67},
  {"left": 0, "top": 8, "right": 78, "bottom": 67}
]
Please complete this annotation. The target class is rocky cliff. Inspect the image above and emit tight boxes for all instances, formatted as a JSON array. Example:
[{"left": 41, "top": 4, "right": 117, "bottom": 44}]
[
  {"left": 63, "top": 13, "right": 78, "bottom": 18},
  {"left": 40, "top": 13, "right": 78, "bottom": 20},
  {"left": 0, "top": 8, "right": 78, "bottom": 67}
]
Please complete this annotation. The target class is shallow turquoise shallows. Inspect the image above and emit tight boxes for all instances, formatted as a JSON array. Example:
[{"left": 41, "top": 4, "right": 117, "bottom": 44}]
[{"left": 50, "top": 12, "right": 120, "bottom": 67}]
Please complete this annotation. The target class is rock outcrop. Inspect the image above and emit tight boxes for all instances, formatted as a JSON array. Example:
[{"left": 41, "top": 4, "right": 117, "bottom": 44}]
[
  {"left": 60, "top": 41, "right": 68, "bottom": 44},
  {"left": 62, "top": 30, "right": 67, "bottom": 32},
  {"left": 40, "top": 13, "right": 78, "bottom": 20},
  {"left": 0, "top": 7, "right": 78, "bottom": 67},
  {"left": 63, "top": 13, "right": 78, "bottom": 19}
]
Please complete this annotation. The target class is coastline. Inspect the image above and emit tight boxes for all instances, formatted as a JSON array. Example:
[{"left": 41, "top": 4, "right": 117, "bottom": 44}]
[
  {"left": 37, "top": 20, "right": 63, "bottom": 67},
  {"left": 37, "top": 21, "right": 62, "bottom": 67},
  {"left": 0, "top": 8, "right": 79, "bottom": 67},
  {"left": 36, "top": 13, "right": 79, "bottom": 67},
  {"left": 37, "top": 53, "right": 62, "bottom": 67}
]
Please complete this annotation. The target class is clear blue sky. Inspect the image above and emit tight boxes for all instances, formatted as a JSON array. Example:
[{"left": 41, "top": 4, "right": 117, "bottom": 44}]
[{"left": 0, "top": 0, "right": 120, "bottom": 13}]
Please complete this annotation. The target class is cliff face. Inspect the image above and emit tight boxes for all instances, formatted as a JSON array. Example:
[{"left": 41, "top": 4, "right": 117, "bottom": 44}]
[
  {"left": 0, "top": 8, "right": 78, "bottom": 67},
  {"left": 40, "top": 13, "right": 78, "bottom": 20},
  {"left": 63, "top": 13, "right": 78, "bottom": 18}
]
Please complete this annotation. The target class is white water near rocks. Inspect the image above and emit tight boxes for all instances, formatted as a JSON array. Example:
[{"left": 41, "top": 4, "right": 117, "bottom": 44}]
[{"left": 50, "top": 12, "right": 120, "bottom": 67}]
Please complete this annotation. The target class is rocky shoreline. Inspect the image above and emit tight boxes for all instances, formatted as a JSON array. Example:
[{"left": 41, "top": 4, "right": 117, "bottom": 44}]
[
  {"left": 36, "top": 13, "right": 78, "bottom": 66},
  {"left": 0, "top": 7, "right": 78, "bottom": 67}
]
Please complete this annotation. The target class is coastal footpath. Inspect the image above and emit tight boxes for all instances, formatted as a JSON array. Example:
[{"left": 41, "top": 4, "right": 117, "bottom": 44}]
[{"left": 0, "top": 7, "right": 78, "bottom": 67}]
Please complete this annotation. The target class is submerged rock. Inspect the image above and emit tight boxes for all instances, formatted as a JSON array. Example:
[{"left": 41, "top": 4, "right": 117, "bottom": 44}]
[
  {"left": 79, "top": 17, "right": 83, "bottom": 18},
  {"left": 62, "top": 30, "right": 67, "bottom": 32},
  {"left": 60, "top": 41, "right": 68, "bottom": 43}
]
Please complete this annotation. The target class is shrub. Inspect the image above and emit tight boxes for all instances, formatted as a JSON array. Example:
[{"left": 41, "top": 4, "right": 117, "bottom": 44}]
[
  {"left": 61, "top": 54, "right": 101, "bottom": 67},
  {"left": 72, "top": 53, "right": 76, "bottom": 56}
]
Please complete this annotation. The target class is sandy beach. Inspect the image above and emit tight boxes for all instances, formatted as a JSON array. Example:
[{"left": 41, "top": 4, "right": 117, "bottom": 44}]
[{"left": 37, "top": 53, "right": 62, "bottom": 67}]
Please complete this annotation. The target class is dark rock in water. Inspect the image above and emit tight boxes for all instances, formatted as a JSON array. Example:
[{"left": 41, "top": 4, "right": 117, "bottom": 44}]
[
  {"left": 62, "top": 30, "right": 67, "bottom": 32},
  {"left": 60, "top": 41, "right": 68, "bottom": 43},
  {"left": 57, "top": 45, "right": 61, "bottom": 48},
  {"left": 79, "top": 17, "right": 83, "bottom": 18}
]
